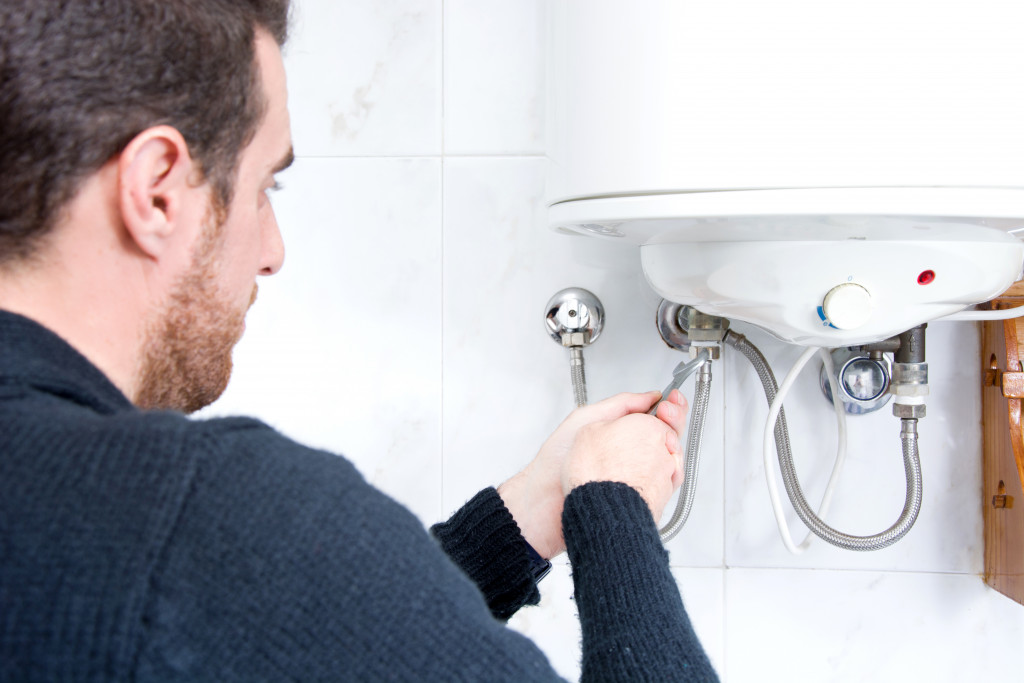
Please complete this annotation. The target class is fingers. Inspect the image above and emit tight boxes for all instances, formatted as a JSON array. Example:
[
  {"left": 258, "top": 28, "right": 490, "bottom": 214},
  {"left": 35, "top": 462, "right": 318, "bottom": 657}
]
[
  {"left": 563, "top": 412, "right": 685, "bottom": 520},
  {"left": 666, "top": 387, "right": 688, "bottom": 410},
  {"left": 583, "top": 390, "right": 662, "bottom": 421},
  {"left": 656, "top": 390, "right": 687, "bottom": 491},
  {"left": 662, "top": 419, "right": 684, "bottom": 486},
  {"left": 669, "top": 438, "right": 685, "bottom": 489},
  {"left": 573, "top": 388, "right": 691, "bottom": 425},
  {"left": 655, "top": 389, "right": 689, "bottom": 435}
]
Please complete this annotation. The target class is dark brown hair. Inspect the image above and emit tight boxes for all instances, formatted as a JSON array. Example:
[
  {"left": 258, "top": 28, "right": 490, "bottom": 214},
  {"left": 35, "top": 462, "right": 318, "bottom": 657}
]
[{"left": 0, "top": 0, "right": 290, "bottom": 264}]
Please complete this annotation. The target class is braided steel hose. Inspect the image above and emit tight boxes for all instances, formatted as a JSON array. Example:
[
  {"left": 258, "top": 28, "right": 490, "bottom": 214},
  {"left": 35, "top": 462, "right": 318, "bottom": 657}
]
[
  {"left": 726, "top": 330, "right": 923, "bottom": 551},
  {"left": 659, "top": 361, "right": 713, "bottom": 543},
  {"left": 569, "top": 347, "right": 587, "bottom": 408}
]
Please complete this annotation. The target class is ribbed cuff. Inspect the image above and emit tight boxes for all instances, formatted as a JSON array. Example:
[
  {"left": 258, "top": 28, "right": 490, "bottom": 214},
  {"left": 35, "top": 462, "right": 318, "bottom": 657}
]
[
  {"left": 563, "top": 481, "right": 718, "bottom": 681},
  {"left": 562, "top": 481, "right": 671, "bottom": 600},
  {"left": 430, "top": 488, "right": 541, "bottom": 622}
]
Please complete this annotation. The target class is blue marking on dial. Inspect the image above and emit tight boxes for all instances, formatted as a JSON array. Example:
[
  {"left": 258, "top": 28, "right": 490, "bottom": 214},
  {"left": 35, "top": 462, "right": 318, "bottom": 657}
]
[{"left": 817, "top": 306, "right": 838, "bottom": 330}]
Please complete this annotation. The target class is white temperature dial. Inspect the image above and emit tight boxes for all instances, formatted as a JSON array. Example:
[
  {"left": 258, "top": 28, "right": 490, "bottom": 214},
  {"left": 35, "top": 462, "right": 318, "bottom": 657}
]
[{"left": 823, "top": 283, "right": 872, "bottom": 330}]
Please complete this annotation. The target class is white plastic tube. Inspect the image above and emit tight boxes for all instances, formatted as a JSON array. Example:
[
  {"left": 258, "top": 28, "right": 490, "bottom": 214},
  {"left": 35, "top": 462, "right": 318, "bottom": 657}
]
[
  {"left": 936, "top": 305, "right": 1024, "bottom": 322},
  {"left": 762, "top": 347, "right": 848, "bottom": 554}
]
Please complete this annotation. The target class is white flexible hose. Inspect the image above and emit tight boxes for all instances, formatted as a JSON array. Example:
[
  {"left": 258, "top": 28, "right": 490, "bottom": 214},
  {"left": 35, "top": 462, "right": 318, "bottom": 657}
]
[
  {"left": 762, "top": 346, "right": 848, "bottom": 554},
  {"left": 935, "top": 305, "right": 1024, "bottom": 322}
]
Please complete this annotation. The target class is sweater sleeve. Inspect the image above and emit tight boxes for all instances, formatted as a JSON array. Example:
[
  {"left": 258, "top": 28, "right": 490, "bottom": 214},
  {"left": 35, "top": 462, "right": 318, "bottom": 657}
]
[
  {"left": 564, "top": 481, "right": 719, "bottom": 682},
  {"left": 430, "top": 488, "right": 543, "bottom": 621}
]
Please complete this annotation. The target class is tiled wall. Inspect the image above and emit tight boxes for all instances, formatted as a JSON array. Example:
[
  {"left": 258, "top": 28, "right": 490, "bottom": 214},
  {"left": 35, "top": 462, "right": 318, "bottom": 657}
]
[{"left": 203, "top": 1, "right": 1024, "bottom": 680}]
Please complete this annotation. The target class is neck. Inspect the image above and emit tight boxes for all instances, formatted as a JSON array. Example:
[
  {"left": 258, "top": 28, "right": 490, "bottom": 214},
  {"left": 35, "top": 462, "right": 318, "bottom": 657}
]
[
  {"left": 0, "top": 172, "right": 152, "bottom": 403},
  {"left": 0, "top": 272, "right": 146, "bottom": 404}
]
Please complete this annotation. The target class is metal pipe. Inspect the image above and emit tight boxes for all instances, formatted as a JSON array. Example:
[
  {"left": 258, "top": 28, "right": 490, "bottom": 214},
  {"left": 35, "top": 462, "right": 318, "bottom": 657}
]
[
  {"left": 569, "top": 347, "right": 587, "bottom": 407},
  {"left": 726, "top": 330, "right": 923, "bottom": 551},
  {"left": 659, "top": 361, "right": 713, "bottom": 542}
]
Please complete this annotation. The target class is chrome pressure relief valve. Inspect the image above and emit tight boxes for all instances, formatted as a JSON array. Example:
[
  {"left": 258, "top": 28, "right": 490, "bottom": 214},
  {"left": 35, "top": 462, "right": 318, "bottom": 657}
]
[{"left": 545, "top": 288, "right": 604, "bottom": 407}]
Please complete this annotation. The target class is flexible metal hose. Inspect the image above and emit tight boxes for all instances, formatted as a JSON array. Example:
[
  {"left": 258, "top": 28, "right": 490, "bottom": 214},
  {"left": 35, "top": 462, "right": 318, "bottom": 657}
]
[
  {"left": 726, "top": 330, "right": 924, "bottom": 551},
  {"left": 725, "top": 332, "right": 794, "bottom": 466},
  {"left": 569, "top": 347, "right": 587, "bottom": 407},
  {"left": 659, "top": 362, "right": 712, "bottom": 543}
]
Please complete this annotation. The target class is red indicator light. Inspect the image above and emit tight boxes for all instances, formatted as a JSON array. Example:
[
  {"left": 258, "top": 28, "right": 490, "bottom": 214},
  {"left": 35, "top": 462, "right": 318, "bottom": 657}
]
[{"left": 918, "top": 270, "right": 936, "bottom": 285}]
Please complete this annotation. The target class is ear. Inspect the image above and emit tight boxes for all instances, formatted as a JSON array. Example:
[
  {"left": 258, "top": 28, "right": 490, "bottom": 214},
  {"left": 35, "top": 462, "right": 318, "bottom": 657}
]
[{"left": 117, "top": 125, "right": 199, "bottom": 259}]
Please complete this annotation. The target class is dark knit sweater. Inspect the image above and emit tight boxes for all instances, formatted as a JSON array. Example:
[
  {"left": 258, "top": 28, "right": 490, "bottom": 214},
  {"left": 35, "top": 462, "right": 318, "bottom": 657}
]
[{"left": 0, "top": 310, "right": 717, "bottom": 681}]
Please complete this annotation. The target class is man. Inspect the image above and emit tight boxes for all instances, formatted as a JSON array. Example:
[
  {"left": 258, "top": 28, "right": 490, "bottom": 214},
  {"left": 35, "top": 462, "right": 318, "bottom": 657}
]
[{"left": 0, "top": 1, "right": 717, "bottom": 680}]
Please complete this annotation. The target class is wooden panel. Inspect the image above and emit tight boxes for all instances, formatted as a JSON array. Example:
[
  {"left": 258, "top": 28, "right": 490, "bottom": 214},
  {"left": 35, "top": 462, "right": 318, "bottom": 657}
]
[
  {"left": 994, "top": 280, "right": 1024, "bottom": 299},
  {"left": 982, "top": 311, "right": 1024, "bottom": 606}
]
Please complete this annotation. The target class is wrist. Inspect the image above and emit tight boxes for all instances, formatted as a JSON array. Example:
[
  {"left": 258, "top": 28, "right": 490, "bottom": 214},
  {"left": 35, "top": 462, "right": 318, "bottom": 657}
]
[{"left": 497, "top": 468, "right": 565, "bottom": 559}]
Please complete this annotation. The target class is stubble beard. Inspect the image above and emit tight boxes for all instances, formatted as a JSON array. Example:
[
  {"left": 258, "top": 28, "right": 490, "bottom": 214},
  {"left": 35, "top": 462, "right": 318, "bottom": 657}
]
[{"left": 134, "top": 205, "right": 256, "bottom": 414}]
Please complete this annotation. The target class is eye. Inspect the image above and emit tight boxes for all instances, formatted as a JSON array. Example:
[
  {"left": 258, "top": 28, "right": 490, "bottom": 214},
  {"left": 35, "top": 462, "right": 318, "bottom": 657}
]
[{"left": 259, "top": 180, "right": 284, "bottom": 208}]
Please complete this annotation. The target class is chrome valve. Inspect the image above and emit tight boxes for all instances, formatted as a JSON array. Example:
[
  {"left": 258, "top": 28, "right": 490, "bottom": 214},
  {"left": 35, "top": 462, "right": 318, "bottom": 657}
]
[{"left": 545, "top": 288, "right": 604, "bottom": 407}]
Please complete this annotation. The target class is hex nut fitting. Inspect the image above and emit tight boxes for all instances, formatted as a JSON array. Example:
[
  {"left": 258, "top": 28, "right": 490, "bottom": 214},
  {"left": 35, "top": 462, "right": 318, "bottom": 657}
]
[
  {"left": 892, "top": 362, "right": 928, "bottom": 385},
  {"left": 561, "top": 331, "right": 590, "bottom": 347},
  {"left": 689, "top": 343, "right": 721, "bottom": 360},
  {"left": 681, "top": 306, "right": 730, "bottom": 342},
  {"left": 892, "top": 403, "right": 927, "bottom": 419},
  {"left": 890, "top": 362, "right": 929, "bottom": 397}
]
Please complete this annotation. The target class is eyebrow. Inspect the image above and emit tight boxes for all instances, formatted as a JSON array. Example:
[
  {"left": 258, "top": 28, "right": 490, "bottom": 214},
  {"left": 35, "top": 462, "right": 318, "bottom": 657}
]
[{"left": 272, "top": 146, "right": 295, "bottom": 175}]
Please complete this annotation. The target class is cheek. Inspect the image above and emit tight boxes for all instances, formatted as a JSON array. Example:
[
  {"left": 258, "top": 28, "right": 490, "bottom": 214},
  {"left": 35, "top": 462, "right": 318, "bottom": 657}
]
[{"left": 219, "top": 214, "right": 264, "bottom": 299}]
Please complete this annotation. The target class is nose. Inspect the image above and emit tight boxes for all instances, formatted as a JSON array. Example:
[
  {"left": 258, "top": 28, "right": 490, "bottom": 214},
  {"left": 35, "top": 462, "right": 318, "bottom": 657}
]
[{"left": 259, "top": 206, "right": 285, "bottom": 275}]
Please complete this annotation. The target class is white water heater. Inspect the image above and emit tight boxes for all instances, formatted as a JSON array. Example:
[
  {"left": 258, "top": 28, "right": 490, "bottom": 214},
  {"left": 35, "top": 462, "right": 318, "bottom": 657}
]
[{"left": 547, "top": 0, "right": 1024, "bottom": 346}]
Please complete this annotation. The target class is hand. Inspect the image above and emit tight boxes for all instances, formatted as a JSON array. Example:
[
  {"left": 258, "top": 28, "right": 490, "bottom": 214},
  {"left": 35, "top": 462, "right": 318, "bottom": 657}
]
[
  {"left": 563, "top": 390, "right": 688, "bottom": 520},
  {"left": 498, "top": 390, "right": 688, "bottom": 559}
]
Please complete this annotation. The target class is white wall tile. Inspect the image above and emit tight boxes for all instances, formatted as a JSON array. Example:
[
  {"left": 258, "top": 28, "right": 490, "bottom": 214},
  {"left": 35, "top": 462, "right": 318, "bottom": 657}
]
[
  {"left": 675, "top": 568, "right": 726, "bottom": 677},
  {"left": 440, "top": 157, "right": 555, "bottom": 510},
  {"left": 202, "top": 157, "right": 443, "bottom": 523},
  {"left": 443, "top": 0, "right": 545, "bottom": 155},
  {"left": 284, "top": 0, "right": 442, "bottom": 156},
  {"left": 725, "top": 568, "right": 1024, "bottom": 683},
  {"left": 440, "top": 157, "right": 725, "bottom": 566},
  {"left": 508, "top": 566, "right": 725, "bottom": 683},
  {"left": 507, "top": 563, "right": 581, "bottom": 682}
]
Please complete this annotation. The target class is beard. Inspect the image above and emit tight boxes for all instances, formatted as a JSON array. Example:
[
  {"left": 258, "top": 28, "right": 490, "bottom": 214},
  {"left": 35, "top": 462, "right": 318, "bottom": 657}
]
[{"left": 133, "top": 206, "right": 257, "bottom": 414}]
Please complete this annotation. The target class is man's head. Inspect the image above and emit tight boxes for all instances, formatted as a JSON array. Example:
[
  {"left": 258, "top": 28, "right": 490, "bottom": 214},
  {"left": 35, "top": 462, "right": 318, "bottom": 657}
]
[
  {"left": 0, "top": 0, "right": 294, "bottom": 412},
  {"left": 134, "top": 29, "right": 295, "bottom": 413},
  {"left": 0, "top": 0, "right": 290, "bottom": 264}
]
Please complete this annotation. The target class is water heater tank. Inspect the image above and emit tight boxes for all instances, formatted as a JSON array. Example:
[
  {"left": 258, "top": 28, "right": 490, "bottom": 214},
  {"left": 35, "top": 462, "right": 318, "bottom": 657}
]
[{"left": 547, "top": 0, "right": 1024, "bottom": 345}]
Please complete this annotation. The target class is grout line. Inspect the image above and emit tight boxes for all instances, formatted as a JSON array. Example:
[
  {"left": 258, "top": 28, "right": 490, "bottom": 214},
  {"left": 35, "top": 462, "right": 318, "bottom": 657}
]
[
  {"left": 439, "top": 0, "right": 446, "bottom": 517},
  {"left": 442, "top": 153, "right": 548, "bottom": 159},
  {"left": 722, "top": 348, "right": 729, "bottom": 569},
  {"left": 721, "top": 565, "right": 729, "bottom": 682},
  {"left": 439, "top": 158, "right": 446, "bottom": 518},
  {"left": 292, "top": 153, "right": 547, "bottom": 161},
  {"left": 721, "top": 354, "right": 729, "bottom": 680},
  {"left": 440, "top": 0, "right": 446, "bottom": 158},
  {"left": 723, "top": 565, "right": 981, "bottom": 577}
]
